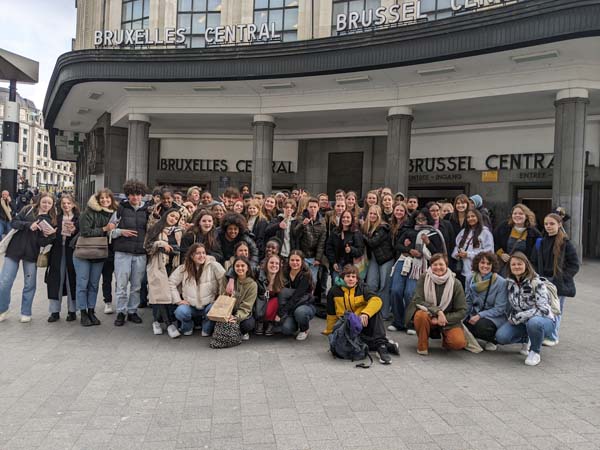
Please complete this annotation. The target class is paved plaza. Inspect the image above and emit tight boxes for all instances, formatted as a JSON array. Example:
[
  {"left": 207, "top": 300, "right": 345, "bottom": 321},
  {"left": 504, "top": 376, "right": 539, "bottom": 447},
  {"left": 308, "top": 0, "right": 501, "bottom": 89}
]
[{"left": 0, "top": 260, "right": 599, "bottom": 450}]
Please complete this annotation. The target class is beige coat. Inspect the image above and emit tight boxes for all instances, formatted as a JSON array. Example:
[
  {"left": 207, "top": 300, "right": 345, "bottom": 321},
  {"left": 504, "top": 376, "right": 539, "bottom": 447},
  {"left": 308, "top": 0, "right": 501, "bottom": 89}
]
[
  {"left": 146, "top": 228, "right": 182, "bottom": 305},
  {"left": 169, "top": 255, "right": 226, "bottom": 308}
]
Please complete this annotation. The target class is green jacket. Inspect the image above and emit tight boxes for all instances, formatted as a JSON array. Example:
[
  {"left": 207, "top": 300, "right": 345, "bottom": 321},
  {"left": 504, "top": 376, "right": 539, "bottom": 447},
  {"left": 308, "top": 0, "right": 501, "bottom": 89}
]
[
  {"left": 405, "top": 274, "right": 467, "bottom": 330},
  {"left": 79, "top": 195, "right": 115, "bottom": 238},
  {"left": 234, "top": 277, "right": 258, "bottom": 322}
]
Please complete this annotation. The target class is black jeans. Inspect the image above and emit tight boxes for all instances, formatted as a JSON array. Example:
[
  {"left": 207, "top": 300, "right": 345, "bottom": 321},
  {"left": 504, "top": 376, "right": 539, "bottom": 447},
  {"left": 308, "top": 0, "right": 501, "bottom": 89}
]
[
  {"left": 464, "top": 317, "right": 497, "bottom": 343},
  {"left": 360, "top": 311, "right": 388, "bottom": 351},
  {"left": 101, "top": 254, "right": 114, "bottom": 303}
]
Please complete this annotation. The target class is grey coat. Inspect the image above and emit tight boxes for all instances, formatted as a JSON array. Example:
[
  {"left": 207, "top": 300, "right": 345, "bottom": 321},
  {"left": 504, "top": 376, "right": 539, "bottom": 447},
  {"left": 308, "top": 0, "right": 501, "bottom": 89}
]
[{"left": 465, "top": 274, "right": 509, "bottom": 328}]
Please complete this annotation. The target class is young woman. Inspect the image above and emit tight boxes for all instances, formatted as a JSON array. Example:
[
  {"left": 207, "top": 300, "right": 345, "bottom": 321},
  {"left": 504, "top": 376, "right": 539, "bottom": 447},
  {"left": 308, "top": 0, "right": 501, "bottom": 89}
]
[
  {"left": 452, "top": 208, "right": 494, "bottom": 286},
  {"left": 169, "top": 243, "right": 225, "bottom": 337},
  {"left": 464, "top": 252, "right": 508, "bottom": 351},
  {"left": 405, "top": 253, "right": 467, "bottom": 356},
  {"left": 493, "top": 203, "right": 541, "bottom": 271},
  {"left": 359, "top": 190, "right": 380, "bottom": 223},
  {"left": 262, "top": 196, "right": 278, "bottom": 221},
  {"left": 246, "top": 199, "right": 268, "bottom": 259},
  {"left": 211, "top": 204, "right": 226, "bottom": 227},
  {"left": 381, "top": 192, "right": 394, "bottom": 224},
  {"left": 441, "top": 203, "right": 454, "bottom": 217},
  {"left": 362, "top": 205, "right": 395, "bottom": 320},
  {"left": 278, "top": 250, "right": 316, "bottom": 340},
  {"left": 389, "top": 208, "right": 445, "bottom": 332},
  {"left": 46, "top": 194, "right": 79, "bottom": 322},
  {"left": 255, "top": 255, "right": 285, "bottom": 336},
  {"left": 232, "top": 200, "right": 245, "bottom": 215},
  {"left": 145, "top": 208, "right": 183, "bottom": 337},
  {"left": 345, "top": 191, "right": 361, "bottom": 221},
  {"left": 217, "top": 213, "right": 259, "bottom": 264},
  {"left": 0, "top": 193, "right": 57, "bottom": 323},
  {"left": 73, "top": 189, "right": 119, "bottom": 326},
  {"left": 180, "top": 211, "right": 223, "bottom": 263},
  {"left": 530, "top": 213, "right": 579, "bottom": 345},
  {"left": 147, "top": 187, "right": 190, "bottom": 231},
  {"left": 325, "top": 210, "right": 364, "bottom": 281},
  {"left": 426, "top": 201, "right": 455, "bottom": 256},
  {"left": 445, "top": 194, "right": 469, "bottom": 238},
  {"left": 495, "top": 252, "right": 556, "bottom": 366}
]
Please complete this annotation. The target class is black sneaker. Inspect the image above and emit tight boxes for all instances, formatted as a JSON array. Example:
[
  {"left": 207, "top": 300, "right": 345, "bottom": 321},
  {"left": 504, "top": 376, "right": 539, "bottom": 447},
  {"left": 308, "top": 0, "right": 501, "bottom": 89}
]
[
  {"left": 255, "top": 321, "right": 264, "bottom": 335},
  {"left": 386, "top": 340, "right": 400, "bottom": 356},
  {"left": 377, "top": 344, "right": 392, "bottom": 365},
  {"left": 265, "top": 323, "right": 274, "bottom": 336},
  {"left": 47, "top": 312, "right": 60, "bottom": 323},
  {"left": 138, "top": 302, "right": 148, "bottom": 309},
  {"left": 114, "top": 312, "right": 126, "bottom": 327},
  {"left": 127, "top": 313, "right": 143, "bottom": 324},
  {"left": 66, "top": 312, "right": 77, "bottom": 322}
]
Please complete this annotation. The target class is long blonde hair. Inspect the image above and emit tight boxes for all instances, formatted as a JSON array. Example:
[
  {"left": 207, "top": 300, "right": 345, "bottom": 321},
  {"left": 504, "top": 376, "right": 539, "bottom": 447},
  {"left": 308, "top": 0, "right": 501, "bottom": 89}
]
[
  {"left": 508, "top": 203, "right": 536, "bottom": 228},
  {"left": 362, "top": 205, "right": 383, "bottom": 235}
]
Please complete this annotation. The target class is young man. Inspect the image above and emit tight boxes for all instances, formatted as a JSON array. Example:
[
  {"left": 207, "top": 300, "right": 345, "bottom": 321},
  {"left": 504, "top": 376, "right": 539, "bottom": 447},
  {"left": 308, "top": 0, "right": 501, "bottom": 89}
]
[
  {"left": 293, "top": 198, "right": 327, "bottom": 284},
  {"left": 111, "top": 180, "right": 150, "bottom": 326},
  {"left": 334, "top": 189, "right": 346, "bottom": 205},
  {"left": 222, "top": 187, "right": 240, "bottom": 211},
  {"left": 253, "top": 191, "right": 265, "bottom": 206},
  {"left": 324, "top": 265, "right": 400, "bottom": 365},
  {"left": 406, "top": 195, "right": 419, "bottom": 215},
  {"left": 318, "top": 193, "right": 331, "bottom": 215}
]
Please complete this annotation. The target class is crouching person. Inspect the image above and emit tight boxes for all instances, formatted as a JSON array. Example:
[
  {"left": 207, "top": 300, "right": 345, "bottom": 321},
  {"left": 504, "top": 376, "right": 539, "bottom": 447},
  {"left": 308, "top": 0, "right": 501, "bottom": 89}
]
[
  {"left": 405, "top": 253, "right": 467, "bottom": 356},
  {"left": 323, "top": 265, "right": 400, "bottom": 365},
  {"left": 169, "top": 244, "right": 225, "bottom": 337}
]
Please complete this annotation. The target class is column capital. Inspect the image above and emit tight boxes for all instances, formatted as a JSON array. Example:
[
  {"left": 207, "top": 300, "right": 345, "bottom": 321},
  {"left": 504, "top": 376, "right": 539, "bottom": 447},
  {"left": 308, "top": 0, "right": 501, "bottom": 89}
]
[
  {"left": 128, "top": 113, "right": 150, "bottom": 123},
  {"left": 388, "top": 106, "right": 413, "bottom": 117},
  {"left": 253, "top": 114, "right": 275, "bottom": 125},
  {"left": 556, "top": 88, "right": 589, "bottom": 101}
]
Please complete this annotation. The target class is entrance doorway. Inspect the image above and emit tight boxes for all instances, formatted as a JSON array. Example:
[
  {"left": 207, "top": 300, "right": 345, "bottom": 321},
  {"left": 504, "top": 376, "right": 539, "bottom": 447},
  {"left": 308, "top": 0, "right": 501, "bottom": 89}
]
[
  {"left": 407, "top": 186, "right": 468, "bottom": 208},
  {"left": 514, "top": 186, "right": 552, "bottom": 233},
  {"left": 327, "top": 152, "right": 363, "bottom": 198}
]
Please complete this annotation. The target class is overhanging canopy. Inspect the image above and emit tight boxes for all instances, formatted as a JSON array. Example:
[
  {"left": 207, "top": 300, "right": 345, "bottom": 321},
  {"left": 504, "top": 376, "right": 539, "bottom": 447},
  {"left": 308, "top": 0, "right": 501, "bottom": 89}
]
[{"left": 0, "top": 48, "right": 39, "bottom": 84}]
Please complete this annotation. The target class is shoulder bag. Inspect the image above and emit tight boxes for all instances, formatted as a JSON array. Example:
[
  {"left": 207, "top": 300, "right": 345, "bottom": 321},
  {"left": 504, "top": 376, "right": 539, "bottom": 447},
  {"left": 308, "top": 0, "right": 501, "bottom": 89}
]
[{"left": 73, "top": 236, "right": 109, "bottom": 259}]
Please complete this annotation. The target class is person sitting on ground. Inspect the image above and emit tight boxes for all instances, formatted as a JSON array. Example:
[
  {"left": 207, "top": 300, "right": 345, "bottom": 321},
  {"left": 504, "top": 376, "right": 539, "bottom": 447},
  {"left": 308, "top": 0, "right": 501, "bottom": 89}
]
[
  {"left": 464, "top": 251, "right": 508, "bottom": 351},
  {"left": 323, "top": 264, "right": 400, "bottom": 365},
  {"left": 405, "top": 253, "right": 467, "bottom": 356}
]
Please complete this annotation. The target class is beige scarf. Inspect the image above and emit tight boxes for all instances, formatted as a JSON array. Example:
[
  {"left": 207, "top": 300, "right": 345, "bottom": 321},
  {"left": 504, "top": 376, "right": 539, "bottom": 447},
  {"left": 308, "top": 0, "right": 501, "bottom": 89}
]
[
  {"left": 423, "top": 267, "right": 455, "bottom": 312},
  {"left": 1, "top": 199, "right": 11, "bottom": 222}
]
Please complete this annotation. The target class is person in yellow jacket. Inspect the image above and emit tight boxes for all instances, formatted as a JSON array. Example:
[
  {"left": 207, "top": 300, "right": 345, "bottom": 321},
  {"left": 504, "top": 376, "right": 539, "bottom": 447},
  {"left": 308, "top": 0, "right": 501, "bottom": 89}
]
[{"left": 323, "top": 265, "right": 400, "bottom": 364}]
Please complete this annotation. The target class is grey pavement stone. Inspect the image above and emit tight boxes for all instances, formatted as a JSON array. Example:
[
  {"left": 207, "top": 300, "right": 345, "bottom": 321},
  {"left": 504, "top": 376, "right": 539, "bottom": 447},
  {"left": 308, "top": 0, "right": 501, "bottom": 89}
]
[{"left": 0, "top": 259, "right": 599, "bottom": 450}]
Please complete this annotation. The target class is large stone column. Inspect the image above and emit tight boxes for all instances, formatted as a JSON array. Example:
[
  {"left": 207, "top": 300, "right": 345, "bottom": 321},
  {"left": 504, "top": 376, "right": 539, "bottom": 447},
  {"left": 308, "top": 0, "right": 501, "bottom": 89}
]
[
  {"left": 385, "top": 107, "right": 413, "bottom": 195},
  {"left": 552, "top": 88, "right": 589, "bottom": 259},
  {"left": 126, "top": 114, "right": 150, "bottom": 183},
  {"left": 252, "top": 114, "right": 275, "bottom": 195},
  {"left": 1, "top": 80, "right": 19, "bottom": 195}
]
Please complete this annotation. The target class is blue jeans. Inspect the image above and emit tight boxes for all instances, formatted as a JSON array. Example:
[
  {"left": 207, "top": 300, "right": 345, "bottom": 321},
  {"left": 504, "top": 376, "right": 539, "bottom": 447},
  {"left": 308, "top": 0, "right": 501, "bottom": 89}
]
[
  {"left": 389, "top": 260, "right": 417, "bottom": 329},
  {"left": 0, "top": 257, "right": 37, "bottom": 316},
  {"left": 366, "top": 258, "right": 394, "bottom": 320},
  {"left": 174, "top": 303, "right": 214, "bottom": 334},
  {"left": 495, "top": 316, "right": 555, "bottom": 354},
  {"left": 551, "top": 296, "right": 565, "bottom": 341},
  {"left": 73, "top": 256, "right": 104, "bottom": 310},
  {"left": 304, "top": 258, "right": 320, "bottom": 286},
  {"left": 114, "top": 252, "right": 147, "bottom": 314},
  {"left": 0, "top": 219, "right": 11, "bottom": 239},
  {"left": 281, "top": 304, "right": 316, "bottom": 334}
]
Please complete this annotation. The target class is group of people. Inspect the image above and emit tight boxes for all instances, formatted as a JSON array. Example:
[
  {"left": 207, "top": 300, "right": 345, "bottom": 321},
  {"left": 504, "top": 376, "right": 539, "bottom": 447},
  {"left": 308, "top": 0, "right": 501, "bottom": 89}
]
[{"left": 0, "top": 181, "right": 579, "bottom": 366}]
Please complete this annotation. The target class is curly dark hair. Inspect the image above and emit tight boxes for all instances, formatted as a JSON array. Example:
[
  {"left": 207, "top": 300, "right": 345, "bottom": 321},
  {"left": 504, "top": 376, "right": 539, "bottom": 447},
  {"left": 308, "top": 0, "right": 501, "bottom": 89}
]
[
  {"left": 471, "top": 251, "right": 499, "bottom": 273},
  {"left": 123, "top": 179, "right": 149, "bottom": 196},
  {"left": 220, "top": 212, "right": 248, "bottom": 234}
]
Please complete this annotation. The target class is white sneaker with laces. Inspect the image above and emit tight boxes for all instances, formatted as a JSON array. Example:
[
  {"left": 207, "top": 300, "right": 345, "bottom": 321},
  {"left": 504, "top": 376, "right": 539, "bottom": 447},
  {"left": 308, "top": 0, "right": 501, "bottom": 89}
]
[
  {"left": 167, "top": 324, "right": 181, "bottom": 338},
  {"left": 152, "top": 321, "right": 163, "bottom": 335},
  {"left": 104, "top": 303, "right": 114, "bottom": 314},
  {"left": 183, "top": 329, "right": 193, "bottom": 336},
  {"left": 296, "top": 331, "right": 309, "bottom": 341},
  {"left": 19, "top": 315, "right": 31, "bottom": 323},
  {"left": 387, "top": 325, "right": 399, "bottom": 332},
  {"left": 201, "top": 330, "right": 210, "bottom": 337},
  {"left": 242, "top": 333, "right": 250, "bottom": 341},
  {"left": 542, "top": 338, "right": 558, "bottom": 347},
  {"left": 519, "top": 341, "right": 530, "bottom": 356},
  {"left": 484, "top": 342, "right": 497, "bottom": 351},
  {"left": 406, "top": 329, "right": 416, "bottom": 336},
  {"left": 524, "top": 351, "right": 541, "bottom": 366},
  {"left": 0, "top": 310, "right": 8, "bottom": 322}
]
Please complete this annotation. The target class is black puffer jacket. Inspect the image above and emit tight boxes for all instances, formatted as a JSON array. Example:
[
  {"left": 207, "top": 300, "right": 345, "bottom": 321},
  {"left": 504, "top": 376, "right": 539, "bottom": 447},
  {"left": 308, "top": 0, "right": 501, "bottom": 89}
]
[
  {"left": 531, "top": 235, "right": 579, "bottom": 297},
  {"left": 493, "top": 220, "right": 541, "bottom": 261},
  {"left": 217, "top": 228, "right": 259, "bottom": 265},
  {"left": 6, "top": 206, "right": 55, "bottom": 263},
  {"left": 112, "top": 200, "right": 150, "bottom": 255},
  {"left": 363, "top": 223, "right": 394, "bottom": 265},
  {"left": 325, "top": 228, "right": 364, "bottom": 269},
  {"left": 293, "top": 212, "right": 327, "bottom": 261}
]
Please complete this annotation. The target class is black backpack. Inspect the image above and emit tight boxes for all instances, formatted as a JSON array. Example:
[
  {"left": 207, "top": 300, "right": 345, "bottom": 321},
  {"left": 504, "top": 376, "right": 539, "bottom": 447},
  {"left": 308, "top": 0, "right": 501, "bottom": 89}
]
[{"left": 328, "top": 312, "right": 372, "bottom": 368}]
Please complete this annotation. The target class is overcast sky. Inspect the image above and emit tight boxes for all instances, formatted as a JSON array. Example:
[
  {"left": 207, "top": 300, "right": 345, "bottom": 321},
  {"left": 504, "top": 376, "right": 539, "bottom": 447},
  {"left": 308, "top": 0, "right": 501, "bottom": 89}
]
[{"left": 0, "top": 0, "right": 76, "bottom": 111}]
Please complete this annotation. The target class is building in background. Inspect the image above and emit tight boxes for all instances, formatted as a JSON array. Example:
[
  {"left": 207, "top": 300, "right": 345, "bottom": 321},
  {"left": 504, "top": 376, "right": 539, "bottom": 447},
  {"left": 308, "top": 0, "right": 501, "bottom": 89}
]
[{"left": 0, "top": 88, "right": 75, "bottom": 192}]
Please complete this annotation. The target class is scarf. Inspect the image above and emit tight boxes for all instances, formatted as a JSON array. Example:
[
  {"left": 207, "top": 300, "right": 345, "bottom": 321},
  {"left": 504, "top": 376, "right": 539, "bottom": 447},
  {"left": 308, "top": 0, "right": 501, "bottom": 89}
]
[
  {"left": 471, "top": 272, "right": 496, "bottom": 293},
  {"left": 423, "top": 267, "right": 455, "bottom": 312},
  {"left": 408, "top": 225, "right": 447, "bottom": 280},
  {"left": 1, "top": 198, "right": 11, "bottom": 221}
]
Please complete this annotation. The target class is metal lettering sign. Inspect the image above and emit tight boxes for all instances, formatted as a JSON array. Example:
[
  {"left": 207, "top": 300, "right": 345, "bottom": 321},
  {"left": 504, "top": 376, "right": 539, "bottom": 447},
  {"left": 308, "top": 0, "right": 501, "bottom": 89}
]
[
  {"left": 94, "top": 28, "right": 186, "bottom": 47},
  {"left": 206, "top": 23, "right": 281, "bottom": 45}
]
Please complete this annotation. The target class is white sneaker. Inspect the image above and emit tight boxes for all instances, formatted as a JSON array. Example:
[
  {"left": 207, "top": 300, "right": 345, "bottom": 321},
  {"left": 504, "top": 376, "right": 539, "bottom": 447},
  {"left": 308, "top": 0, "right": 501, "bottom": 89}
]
[
  {"left": 406, "top": 329, "right": 416, "bottom": 336},
  {"left": 152, "top": 321, "right": 163, "bottom": 335},
  {"left": 525, "top": 351, "right": 541, "bottom": 366},
  {"left": 103, "top": 303, "right": 114, "bottom": 314},
  {"left": 296, "top": 331, "right": 308, "bottom": 341},
  {"left": 484, "top": 342, "right": 497, "bottom": 351},
  {"left": 19, "top": 315, "right": 31, "bottom": 323},
  {"left": 242, "top": 333, "right": 250, "bottom": 341},
  {"left": 0, "top": 310, "right": 8, "bottom": 322},
  {"left": 542, "top": 338, "right": 558, "bottom": 347},
  {"left": 387, "top": 325, "right": 399, "bottom": 332},
  {"left": 519, "top": 340, "right": 530, "bottom": 356},
  {"left": 201, "top": 330, "right": 210, "bottom": 337},
  {"left": 183, "top": 329, "right": 193, "bottom": 336},
  {"left": 167, "top": 324, "right": 181, "bottom": 338}
]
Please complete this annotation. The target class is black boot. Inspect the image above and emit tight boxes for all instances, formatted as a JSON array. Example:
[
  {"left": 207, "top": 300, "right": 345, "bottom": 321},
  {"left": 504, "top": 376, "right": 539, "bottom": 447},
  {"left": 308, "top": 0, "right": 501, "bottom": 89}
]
[
  {"left": 88, "top": 308, "right": 101, "bottom": 326},
  {"left": 66, "top": 312, "right": 77, "bottom": 322},
  {"left": 47, "top": 312, "right": 60, "bottom": 323},
  {"left": 80, "top": 310, "right": 92, "bottom": 327}
]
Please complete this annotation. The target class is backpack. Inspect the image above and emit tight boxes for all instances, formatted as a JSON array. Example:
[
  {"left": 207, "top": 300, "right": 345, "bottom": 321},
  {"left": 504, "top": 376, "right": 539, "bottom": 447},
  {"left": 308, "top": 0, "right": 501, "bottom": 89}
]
[
  {"left": 328, "top": 312, "right": 372, "bottom": 368},
  {"left": 535, "top": 277, "right": 561, "bottom": 316}
]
